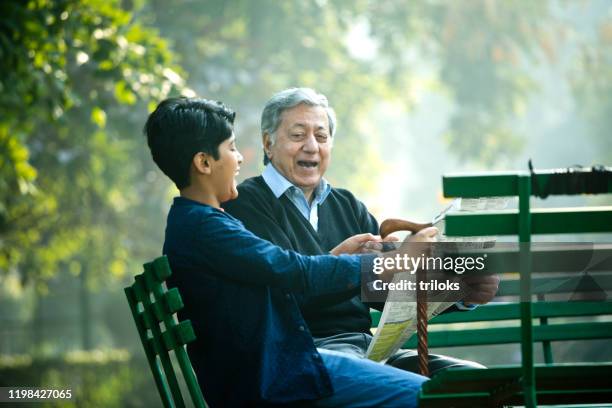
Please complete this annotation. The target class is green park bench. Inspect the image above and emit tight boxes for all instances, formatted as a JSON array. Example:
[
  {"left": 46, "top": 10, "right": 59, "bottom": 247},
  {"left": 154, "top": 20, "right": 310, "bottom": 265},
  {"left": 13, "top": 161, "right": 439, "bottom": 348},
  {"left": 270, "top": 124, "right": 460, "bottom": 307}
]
[
  {"left": 370, "top": 166, "right": 612, "bottom": 407},
  {"left": 125, "top": 167, "right": 612, "bottom": 407},
  {"left": 124, "top": 257, "right": 207, "bottom": 408}
]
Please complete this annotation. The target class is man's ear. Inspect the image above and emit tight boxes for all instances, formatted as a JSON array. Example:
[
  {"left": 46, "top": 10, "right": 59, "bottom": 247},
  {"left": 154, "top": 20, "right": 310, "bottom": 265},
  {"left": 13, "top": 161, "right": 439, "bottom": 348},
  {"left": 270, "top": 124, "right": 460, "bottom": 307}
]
[
  {"left": 192, "top": 152, "right": 212, "bottom": 175},
  {"left": 262, "top": 133, "right": 273, "bottom": 160}
]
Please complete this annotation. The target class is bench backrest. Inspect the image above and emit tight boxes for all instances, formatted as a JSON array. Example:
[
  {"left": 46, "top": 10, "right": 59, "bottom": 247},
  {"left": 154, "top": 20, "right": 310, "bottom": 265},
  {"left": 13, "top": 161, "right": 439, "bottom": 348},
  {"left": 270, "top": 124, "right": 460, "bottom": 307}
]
[
  {"left": 124, "top": 256, "right": 207, "bottom": 408},
  {"left": 368, "top": 168, "right": 612, "bottom": 403},
  {"left": 439, "top": 167, "right": 612, "bottom": 403},
  {"left": 371, "top": 169, "right": 612, "bottom": 354}
]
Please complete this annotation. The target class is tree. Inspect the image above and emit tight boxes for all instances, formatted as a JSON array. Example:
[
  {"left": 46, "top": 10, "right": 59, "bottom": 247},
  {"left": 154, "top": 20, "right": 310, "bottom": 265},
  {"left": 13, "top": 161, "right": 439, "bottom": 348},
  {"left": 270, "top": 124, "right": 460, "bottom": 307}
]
[{"left": 0, "top": 0, "right": 183, "bottom": 287}]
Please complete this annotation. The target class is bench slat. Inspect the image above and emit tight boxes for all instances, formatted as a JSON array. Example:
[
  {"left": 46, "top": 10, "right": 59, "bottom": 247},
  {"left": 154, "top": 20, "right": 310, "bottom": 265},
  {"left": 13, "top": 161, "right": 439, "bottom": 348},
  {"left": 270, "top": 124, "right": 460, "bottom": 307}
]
[
  {"left": 422, "top": 363, "right": 612, "bottom": 393},
  {"left": 443, "top": 170, "right": 612, "bottom": 198},
  {"left": 429, "top": 302, "right": 612, "bottom": 324},
  {"left": 403, "top": 321, "right": 612, "bottom": 348},
  {"left": 497, "top": 274, "right": 612, "bottom": 297},
  {"left": 371, "top": 302, "right": 612, "bottom": 326},
  {"left": 445, "top": 207, "right": 612, "bottom": 236}
]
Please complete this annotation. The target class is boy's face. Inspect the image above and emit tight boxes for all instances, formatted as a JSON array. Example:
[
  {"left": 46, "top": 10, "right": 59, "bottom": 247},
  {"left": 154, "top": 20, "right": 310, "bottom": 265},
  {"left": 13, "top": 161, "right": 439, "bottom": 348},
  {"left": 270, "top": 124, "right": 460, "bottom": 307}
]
[{"left": 210, "top": 135, "right": 243, "bottom": 203}]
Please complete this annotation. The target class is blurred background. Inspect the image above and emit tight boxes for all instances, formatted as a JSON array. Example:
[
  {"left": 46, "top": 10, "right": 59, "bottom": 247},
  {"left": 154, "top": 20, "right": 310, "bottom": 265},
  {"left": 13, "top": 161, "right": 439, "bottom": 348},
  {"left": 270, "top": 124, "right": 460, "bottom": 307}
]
[{"left": 1, "top": 0, "right": 611, "bottom": 406}]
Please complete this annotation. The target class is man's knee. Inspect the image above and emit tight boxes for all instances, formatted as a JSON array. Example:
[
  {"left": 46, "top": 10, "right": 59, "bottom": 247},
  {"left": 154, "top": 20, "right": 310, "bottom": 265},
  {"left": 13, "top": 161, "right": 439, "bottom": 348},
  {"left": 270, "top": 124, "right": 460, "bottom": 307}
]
[{"left": 386, "top": 350, "right": 486, "bottom": 377}]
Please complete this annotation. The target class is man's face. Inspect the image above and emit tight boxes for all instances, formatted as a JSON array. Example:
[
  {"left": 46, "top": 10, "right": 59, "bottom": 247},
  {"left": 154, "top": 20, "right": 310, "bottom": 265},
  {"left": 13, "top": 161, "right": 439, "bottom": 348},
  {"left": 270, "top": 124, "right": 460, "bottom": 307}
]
[{"left": 265, "top": 103, "right": 332, "bottom": 200}]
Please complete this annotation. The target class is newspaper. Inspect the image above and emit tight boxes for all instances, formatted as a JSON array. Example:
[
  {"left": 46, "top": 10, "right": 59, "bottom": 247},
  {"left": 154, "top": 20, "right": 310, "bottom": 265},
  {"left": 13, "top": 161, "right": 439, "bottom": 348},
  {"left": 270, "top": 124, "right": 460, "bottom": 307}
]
[
  {"left": 365, "top": 197, "right": 509, "bottom": 362},
  {"left": 434, "top": 197, "right": 508, "bottom": 242},
  {"left": 366, "top": 271, "right": 458, "bottom": 362}
]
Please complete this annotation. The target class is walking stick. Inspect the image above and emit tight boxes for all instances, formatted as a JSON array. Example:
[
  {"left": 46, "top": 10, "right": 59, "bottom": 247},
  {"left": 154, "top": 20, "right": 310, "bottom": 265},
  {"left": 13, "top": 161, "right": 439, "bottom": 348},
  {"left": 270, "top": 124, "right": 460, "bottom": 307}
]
[{"left": 380, "top": 218, "right": 431, "bottom": 377}]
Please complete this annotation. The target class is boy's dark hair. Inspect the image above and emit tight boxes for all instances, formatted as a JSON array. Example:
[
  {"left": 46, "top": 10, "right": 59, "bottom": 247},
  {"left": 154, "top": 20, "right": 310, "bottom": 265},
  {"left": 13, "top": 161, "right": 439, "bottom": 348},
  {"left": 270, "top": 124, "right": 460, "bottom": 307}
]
[{"left": 144, "top": 97, "right": 236, "bottom": 189}]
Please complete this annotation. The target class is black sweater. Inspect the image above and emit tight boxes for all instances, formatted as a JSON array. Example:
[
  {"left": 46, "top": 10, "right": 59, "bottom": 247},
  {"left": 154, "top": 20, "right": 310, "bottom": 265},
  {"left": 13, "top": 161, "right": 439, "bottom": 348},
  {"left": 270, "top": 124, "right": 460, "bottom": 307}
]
[{"left": 223, "top": 176, "right": 379, "bottom": 337}]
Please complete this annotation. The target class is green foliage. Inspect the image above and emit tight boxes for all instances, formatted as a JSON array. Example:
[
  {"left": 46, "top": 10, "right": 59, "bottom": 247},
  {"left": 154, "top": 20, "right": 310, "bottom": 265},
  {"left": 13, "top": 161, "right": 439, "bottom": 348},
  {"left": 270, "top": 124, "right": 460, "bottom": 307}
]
[{"left": 0, "top": 0, "right": 183, "bottom": 286}]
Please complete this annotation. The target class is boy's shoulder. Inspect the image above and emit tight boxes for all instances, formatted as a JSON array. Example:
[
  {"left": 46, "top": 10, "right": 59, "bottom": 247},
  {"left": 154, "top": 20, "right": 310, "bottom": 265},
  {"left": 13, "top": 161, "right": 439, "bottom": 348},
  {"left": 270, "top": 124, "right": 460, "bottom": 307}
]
[
  {"left": 174, "top": 197, "right": 245, "bottom": 229},
  {"left": 169, "top": 197, "right": 231, "bottom": 225},
  {"left": 165, "top": 197, "right": 245, "bottom": 251}
]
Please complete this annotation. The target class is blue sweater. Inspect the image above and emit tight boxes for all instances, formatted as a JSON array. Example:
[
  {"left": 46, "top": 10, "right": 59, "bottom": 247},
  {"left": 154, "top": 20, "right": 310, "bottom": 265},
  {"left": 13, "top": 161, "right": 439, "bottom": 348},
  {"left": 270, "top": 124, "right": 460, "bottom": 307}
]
[{"left": 163, "top": 197, "right": 372, "bottom": 407}]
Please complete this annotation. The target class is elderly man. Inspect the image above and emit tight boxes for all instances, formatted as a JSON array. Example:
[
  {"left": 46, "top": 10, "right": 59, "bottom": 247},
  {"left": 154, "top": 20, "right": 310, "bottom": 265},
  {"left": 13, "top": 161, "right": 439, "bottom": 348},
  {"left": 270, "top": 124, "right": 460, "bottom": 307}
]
[{"left": 224, "top": 87, "right": 498, "bottom": 376}]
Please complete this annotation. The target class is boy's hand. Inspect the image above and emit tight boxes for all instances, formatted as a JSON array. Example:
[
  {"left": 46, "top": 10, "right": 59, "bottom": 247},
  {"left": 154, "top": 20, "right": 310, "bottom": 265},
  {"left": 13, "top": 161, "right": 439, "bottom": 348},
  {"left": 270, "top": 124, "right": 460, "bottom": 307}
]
[
  {"left": 362, "top": 235, "right": 400, "bottom": 253},
  {"left": 330, "top": 233, "right": 382, "bottom": 255}
]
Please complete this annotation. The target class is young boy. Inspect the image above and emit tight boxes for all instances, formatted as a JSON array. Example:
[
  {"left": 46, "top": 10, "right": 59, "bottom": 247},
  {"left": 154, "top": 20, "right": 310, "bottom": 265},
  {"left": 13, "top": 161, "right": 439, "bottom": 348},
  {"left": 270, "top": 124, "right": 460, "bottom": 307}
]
[{"left": 144, "top": 97, "right": 431, "bottom": 407}]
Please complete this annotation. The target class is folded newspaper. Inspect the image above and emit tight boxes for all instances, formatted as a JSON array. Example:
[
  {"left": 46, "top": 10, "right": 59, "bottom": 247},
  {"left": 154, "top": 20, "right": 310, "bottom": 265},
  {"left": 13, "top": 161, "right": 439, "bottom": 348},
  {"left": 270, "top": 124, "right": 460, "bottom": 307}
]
[{"left": 365, "top": 197, "right": 508, "bottom": 362}]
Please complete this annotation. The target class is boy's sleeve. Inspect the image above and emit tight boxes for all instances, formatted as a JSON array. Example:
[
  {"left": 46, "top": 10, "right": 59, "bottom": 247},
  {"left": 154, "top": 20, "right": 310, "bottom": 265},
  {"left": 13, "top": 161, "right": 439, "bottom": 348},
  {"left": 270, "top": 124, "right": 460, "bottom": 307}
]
[{"left": 192, "top": 211, "right": 375, "bottom": 296}]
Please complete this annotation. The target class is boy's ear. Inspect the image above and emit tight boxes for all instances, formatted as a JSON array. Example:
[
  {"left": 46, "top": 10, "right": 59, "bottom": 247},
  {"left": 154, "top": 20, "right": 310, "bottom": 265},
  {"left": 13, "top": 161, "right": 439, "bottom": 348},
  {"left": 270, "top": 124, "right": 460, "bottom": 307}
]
[{"left": 192, "top": 152, "right": 212, "bottom": 175}]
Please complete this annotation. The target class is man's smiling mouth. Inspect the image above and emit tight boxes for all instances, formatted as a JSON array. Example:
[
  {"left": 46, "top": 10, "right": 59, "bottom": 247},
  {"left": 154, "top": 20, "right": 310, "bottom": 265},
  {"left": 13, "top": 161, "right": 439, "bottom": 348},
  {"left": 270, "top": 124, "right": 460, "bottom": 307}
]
[{"left": 297, "top": 160, "right": 318, "bottom": 168}]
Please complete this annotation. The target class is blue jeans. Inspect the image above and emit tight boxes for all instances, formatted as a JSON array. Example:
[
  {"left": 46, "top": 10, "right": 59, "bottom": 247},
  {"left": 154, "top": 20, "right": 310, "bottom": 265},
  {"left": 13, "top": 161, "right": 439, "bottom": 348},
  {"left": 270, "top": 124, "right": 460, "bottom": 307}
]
[{"left": 313, "top": 349, "right": 427, "bottom": 407}]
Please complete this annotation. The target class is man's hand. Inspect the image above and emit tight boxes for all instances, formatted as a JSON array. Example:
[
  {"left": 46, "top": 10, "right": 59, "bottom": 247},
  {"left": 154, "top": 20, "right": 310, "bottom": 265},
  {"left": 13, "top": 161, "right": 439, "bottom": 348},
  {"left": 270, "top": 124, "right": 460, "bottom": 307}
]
[
  {"left": 379, "top": 227, "right": 439, "bottom": 282},
  {"left": 330, "top": 233, "right": 383, "bottom": 255},
  {"left": 405, "top": 226, "right": 438, "bottom": 244},
  {"left": 461, "top": 274, "right": 500, "bottom": 305}
]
